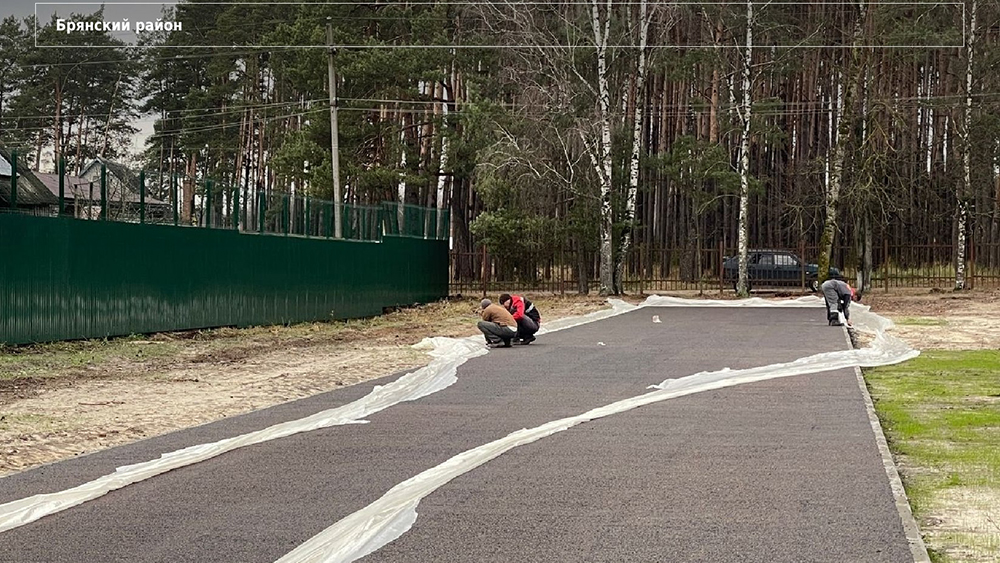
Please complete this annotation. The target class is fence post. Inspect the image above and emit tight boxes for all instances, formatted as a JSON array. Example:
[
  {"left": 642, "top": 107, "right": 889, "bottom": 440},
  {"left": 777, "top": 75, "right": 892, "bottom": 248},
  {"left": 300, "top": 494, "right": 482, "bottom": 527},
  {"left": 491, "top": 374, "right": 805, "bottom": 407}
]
[
  {"left": 139, "top": 170, "right": 146, "bottom": 224},
  {"left": 283, "top": 194, "right": 289, "bottom": 236},
  {"left": 883, "top": 238, "right": 889, "bottom": 293},
  {"left": 100, "top": 164, "right": 107, "bottom": 220},
  {"left": 968, "top": 232, "right": 975, "bottom": 290},
  {"left": 325, "top": 202, "right": 332, "bottom": 238},
  {"left": 304, "top": 196, "right": 310, "bottom": 238},
  {"left": 718, "top": 240, "right": 724, "bottom": 294},
  {"left": 172, "top": 173, "right": 178, "bottom": 226},
  {"left": 223, "top": 185, "right": 230, "bottom": 228},
  {"left": 233, "top": 186, "right": 240, "bottom": 231},
  {"left": 9, "top": 150, "right": 16, "bottom": 210},
  {"left": 799, "top": 239, "right": 806, "bottom": 292},
  {"left": 638, "top": 245, "right": 645, "bottom": 296},
  {"left": 58, "top": 156, "right": 65, "bottom": 215},
  {"left": 559, "top": 246, "right": 565, "bottom": 296},
  {"left": 205, "top": 179, "right": 213, "bottom": 228},
  {"left": 258, "top": 191, "right": 265, "bottom": 233},
  {"left": 481, "top": 245, "right": 488, "bottom": 298}
]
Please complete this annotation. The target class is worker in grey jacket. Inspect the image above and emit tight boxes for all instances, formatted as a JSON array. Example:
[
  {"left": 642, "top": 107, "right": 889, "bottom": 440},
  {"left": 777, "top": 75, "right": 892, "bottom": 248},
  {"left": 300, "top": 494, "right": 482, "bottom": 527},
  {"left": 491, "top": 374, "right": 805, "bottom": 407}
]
[{"left": 821, "top": 279, "right": 860, "bottom": 326}]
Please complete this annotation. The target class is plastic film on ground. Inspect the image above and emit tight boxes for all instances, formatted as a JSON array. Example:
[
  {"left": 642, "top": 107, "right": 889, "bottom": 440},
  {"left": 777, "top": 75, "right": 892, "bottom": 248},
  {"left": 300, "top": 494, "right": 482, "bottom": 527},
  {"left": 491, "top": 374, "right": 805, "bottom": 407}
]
[
  {"left": 0, "top": 335, "right": 487, "bottom": 533},
  {"left": 274, "top": 295, "right": 919, "bottom": 563},
  {"left": 0, "top": 298, "right": 639, "bottom": 533}
]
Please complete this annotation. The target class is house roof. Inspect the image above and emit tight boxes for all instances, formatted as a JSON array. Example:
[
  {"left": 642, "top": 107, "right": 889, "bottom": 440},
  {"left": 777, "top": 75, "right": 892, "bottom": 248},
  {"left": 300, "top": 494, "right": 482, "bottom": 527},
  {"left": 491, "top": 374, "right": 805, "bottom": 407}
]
[
  {"left": 33, "top": 172, "right": 167, "bottom": 205},
  {"left": 80, "top": 157, "right": 139, "bottom": 190},
  {"left": 0, "top": 146, "right": 59, "bottom": 207}
]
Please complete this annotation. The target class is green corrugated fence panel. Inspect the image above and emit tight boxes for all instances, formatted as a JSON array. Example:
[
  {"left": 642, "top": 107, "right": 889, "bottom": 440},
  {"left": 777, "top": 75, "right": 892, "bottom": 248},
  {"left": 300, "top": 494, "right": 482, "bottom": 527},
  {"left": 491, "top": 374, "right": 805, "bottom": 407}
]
[
  {"left": 376, "top": 202, "right": 450, "bottom": 241},
  {"left": 0, "top": 214, "right": 447, "bottom": 345}
]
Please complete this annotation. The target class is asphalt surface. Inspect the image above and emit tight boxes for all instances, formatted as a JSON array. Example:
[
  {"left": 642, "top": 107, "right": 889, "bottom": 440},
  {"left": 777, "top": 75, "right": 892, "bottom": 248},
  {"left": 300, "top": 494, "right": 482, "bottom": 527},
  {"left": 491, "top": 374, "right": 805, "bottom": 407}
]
[{"left": 0, "top": 307, "right": 914, "bottom": 563}]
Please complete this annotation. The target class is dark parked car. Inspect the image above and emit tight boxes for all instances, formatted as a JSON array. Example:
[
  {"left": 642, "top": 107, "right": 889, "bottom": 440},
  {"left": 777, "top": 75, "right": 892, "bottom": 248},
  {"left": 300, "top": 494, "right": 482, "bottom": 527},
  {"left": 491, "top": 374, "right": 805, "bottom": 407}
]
[{"left": 723, "top": 249, "right": 841, "bottom": 292}]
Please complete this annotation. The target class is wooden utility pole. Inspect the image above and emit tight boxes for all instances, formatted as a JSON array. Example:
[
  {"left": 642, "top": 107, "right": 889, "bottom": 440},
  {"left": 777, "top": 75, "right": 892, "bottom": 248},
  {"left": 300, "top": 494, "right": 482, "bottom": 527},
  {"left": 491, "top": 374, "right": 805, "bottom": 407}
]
[{"left": 327, "top": 20, "right": 343, "bottom": 238}]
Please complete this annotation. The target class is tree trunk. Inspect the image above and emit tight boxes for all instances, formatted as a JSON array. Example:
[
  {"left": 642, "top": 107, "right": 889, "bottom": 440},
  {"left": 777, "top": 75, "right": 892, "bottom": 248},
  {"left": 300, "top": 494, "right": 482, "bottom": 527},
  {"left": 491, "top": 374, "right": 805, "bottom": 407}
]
[
  {"left": 576, "top": 244, "right": 590, "bottom": 294},
  {"left": 818, "top": 1, "right": 866, "bottom": 285},
  {"left": 736, "top": 0, "right": 753, "bottom": 298},
  {"left": 182, "top": 152, "right": 197, "bottom": 224},
  {"left": 956, "top": 0, "right": 975, "bottom": 290},
  {"left": 614, "top": 0, "right": 652, "bottom": 295},
  {"left": 436, "top": 77, "right": 451, "bottom": 241},
  {"left": 591, "top": 0, "right": 615, "bottom": 296}
]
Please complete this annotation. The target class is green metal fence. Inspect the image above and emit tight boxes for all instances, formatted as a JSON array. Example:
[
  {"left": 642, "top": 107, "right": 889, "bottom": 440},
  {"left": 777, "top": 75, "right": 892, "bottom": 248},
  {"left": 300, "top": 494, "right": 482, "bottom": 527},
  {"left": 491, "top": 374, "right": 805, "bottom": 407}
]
[
  {"left": 0, "top": 213, "right": 448, "bottom": 345},
  {"left": 381, "top": 202, "right": 449, "bottom": 240},
  {"left": 3, "top": 152, "right": 450, "bottom": 241}
]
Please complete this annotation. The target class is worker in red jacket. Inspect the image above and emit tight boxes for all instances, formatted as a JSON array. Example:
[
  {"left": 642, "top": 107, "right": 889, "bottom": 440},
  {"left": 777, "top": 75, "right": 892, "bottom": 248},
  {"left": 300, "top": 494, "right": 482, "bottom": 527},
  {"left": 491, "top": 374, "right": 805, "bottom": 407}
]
[{"left": 499, "top": 293, "right": 540, "bottom": 344}]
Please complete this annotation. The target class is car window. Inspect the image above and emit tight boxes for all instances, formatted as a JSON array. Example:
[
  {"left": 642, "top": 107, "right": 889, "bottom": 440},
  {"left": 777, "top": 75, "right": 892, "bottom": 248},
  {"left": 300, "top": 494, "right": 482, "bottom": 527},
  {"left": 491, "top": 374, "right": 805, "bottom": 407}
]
[
  {"left": 758, "top": 254, "right": 775, "bottom": 265},
  {"left": 774, "top": 254, "right": 797, "bottom": 266}
]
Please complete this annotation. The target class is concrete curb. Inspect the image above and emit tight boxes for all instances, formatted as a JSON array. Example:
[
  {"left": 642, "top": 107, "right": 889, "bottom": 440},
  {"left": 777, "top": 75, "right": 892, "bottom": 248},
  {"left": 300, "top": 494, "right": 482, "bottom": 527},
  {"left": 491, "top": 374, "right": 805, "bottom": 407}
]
[{"left": 845, "top": 327, "right": 931, "bottom": 563}]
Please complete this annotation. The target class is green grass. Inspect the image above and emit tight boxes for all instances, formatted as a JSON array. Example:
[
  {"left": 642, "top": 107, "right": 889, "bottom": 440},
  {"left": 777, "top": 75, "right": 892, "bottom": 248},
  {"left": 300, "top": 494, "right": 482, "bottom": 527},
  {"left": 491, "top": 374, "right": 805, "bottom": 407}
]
[
  {"left": 0, "top": 313, "right": 427, "bottom": 381},
  {"left": 896, "top": 317, "right": 950, "bottom": 326},
  {"left": 0, "top": 298, "right": 494, "bottom": 382},
  {"left": 866, "top": 350, "right": 1000, "bottom": 563},
  {"left": 0, "top": 412, "right": 65, "bottom": 432},
  {"left": 0, "top": 336, "right": 182, "bottom": 381}
]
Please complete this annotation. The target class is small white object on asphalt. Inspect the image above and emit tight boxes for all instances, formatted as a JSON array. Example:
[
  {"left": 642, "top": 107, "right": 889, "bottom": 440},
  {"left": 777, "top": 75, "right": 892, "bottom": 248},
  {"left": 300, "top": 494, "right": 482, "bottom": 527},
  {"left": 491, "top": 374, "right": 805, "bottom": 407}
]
[
  {"left": 597, "top": 342, "right": 606, "bottom": 346},
  {"left": 652, "top": 315, "right": 661, "bottom": 323}
]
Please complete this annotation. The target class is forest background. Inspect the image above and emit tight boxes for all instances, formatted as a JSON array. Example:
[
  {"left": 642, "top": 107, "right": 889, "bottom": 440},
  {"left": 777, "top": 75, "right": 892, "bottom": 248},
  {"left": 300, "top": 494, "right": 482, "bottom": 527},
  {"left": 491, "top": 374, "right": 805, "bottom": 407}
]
[{"left": 1, "top": 0, "right": 998, "bottom": 295}]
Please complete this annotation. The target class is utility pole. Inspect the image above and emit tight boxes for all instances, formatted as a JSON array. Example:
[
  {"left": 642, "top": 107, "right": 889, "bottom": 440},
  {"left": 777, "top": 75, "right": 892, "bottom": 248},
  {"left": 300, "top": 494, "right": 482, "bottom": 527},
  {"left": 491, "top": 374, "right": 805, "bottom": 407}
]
[{"left": 327, "top": 19, "right": 343, "bottom": 238}]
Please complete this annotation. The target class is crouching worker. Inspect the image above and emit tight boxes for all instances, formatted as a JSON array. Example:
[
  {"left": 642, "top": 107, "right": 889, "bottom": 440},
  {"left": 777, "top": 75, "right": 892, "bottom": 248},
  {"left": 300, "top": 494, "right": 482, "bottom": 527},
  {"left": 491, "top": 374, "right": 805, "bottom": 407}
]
[
  {"left": 500, "top": 293, "right": 540, "bottom": 344},
  {"left": 478, "top": 299, "right": 518, "bottom": 347},
  {"left": 821, "top": 279, "right": 861, "bottom": 326}
]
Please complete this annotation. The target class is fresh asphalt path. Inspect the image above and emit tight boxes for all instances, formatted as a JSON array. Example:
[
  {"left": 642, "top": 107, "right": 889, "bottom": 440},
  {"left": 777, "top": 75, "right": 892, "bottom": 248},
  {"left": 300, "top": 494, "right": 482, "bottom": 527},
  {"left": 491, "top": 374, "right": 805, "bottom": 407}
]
[{"left": 0, "top": 307, "right": 913, "bottom": 563}]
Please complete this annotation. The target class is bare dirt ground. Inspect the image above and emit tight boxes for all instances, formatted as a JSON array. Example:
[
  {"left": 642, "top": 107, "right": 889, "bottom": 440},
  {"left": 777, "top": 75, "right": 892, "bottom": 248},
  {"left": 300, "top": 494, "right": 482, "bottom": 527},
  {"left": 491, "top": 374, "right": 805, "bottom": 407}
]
[
  {"left": 2, "top": 287, "right": 998, "bottom": 560},
  {"left": 0, "top": 295, "right": 610, "bottom": 476},
  {"left": 863, "top": 287, "right": 1000, "bottom": 350},
  {"left": 1, "top": 289, "right": 996, "bottom": 477}
]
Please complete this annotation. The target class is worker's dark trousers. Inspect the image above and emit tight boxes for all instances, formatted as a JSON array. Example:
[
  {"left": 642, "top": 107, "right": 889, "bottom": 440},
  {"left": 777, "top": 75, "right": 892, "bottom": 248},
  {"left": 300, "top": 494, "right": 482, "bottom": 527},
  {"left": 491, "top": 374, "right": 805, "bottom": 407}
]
[
  {"left": 515, "top": 316, "right": 539, "bottom": 340},
  {"left": 478, "top": 321, "right": 517, "bottom": 344},
  {"left": 826, "top": 300, "right": 849, "bottom": 326}
]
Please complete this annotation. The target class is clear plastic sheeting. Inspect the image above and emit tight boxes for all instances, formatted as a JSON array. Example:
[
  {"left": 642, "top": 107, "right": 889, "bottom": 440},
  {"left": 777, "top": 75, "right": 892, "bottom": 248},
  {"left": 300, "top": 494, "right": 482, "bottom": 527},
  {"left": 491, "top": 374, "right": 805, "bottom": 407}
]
[
  {"left": 0, "top": 299, "right": 640, "bottom": 533},
  {"left": 641, "top": 294, "right": 820, "bottom": 308},
  {"left": 275, "top": 296, "right": 919, "bottom": 563},
  {"left": 0, "top": 335, "right": 488, "bottom": 534},
  {"left": 537, "top": 298, "right": 637, "bottom": 333}
]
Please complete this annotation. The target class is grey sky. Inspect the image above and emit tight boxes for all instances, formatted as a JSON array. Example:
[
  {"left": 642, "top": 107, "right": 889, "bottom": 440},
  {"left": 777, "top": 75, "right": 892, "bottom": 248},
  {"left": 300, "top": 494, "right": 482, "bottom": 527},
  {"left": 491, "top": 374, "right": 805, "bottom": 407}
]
[
  {"left": 3, "top": 1, "right": 163, "bottom": 24},
  {"left": 3, "top": 1, "right": 167, "bottom": 161},
  {"left": 0, "top": 0, "right": 35, "bottom": 20}
]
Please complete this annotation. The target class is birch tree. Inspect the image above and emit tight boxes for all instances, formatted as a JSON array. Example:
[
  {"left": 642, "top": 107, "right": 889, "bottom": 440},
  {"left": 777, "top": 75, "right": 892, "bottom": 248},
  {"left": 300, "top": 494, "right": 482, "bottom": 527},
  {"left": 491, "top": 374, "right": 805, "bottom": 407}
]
[
  {"left": 735, "top": 0, "right": 754, "bottom": 297},
  {"left": 817, "top": 0, "right": 867, "bottom": 285},
  {"left": 590, "top": 0, "right": 616, "bottom": 295},
  {"left": 956, "top": 0, "right": 976, "bottom": 290},
  {"left": 613, "top": 0, "right": 672, "bottom": 294}
]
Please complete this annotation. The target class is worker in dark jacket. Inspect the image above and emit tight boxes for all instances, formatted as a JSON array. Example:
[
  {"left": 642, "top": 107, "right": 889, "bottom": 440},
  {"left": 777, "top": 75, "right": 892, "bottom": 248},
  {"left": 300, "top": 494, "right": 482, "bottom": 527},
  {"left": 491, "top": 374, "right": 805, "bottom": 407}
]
[
  {"left": 821, "top": 279, "right": 861, "bottom": 326},
  {"left": 478, "top": 299, "right": 518, "bottom": 347},
  {"left": 499, "top": 293, "right": 540, "bottom": 344}
]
